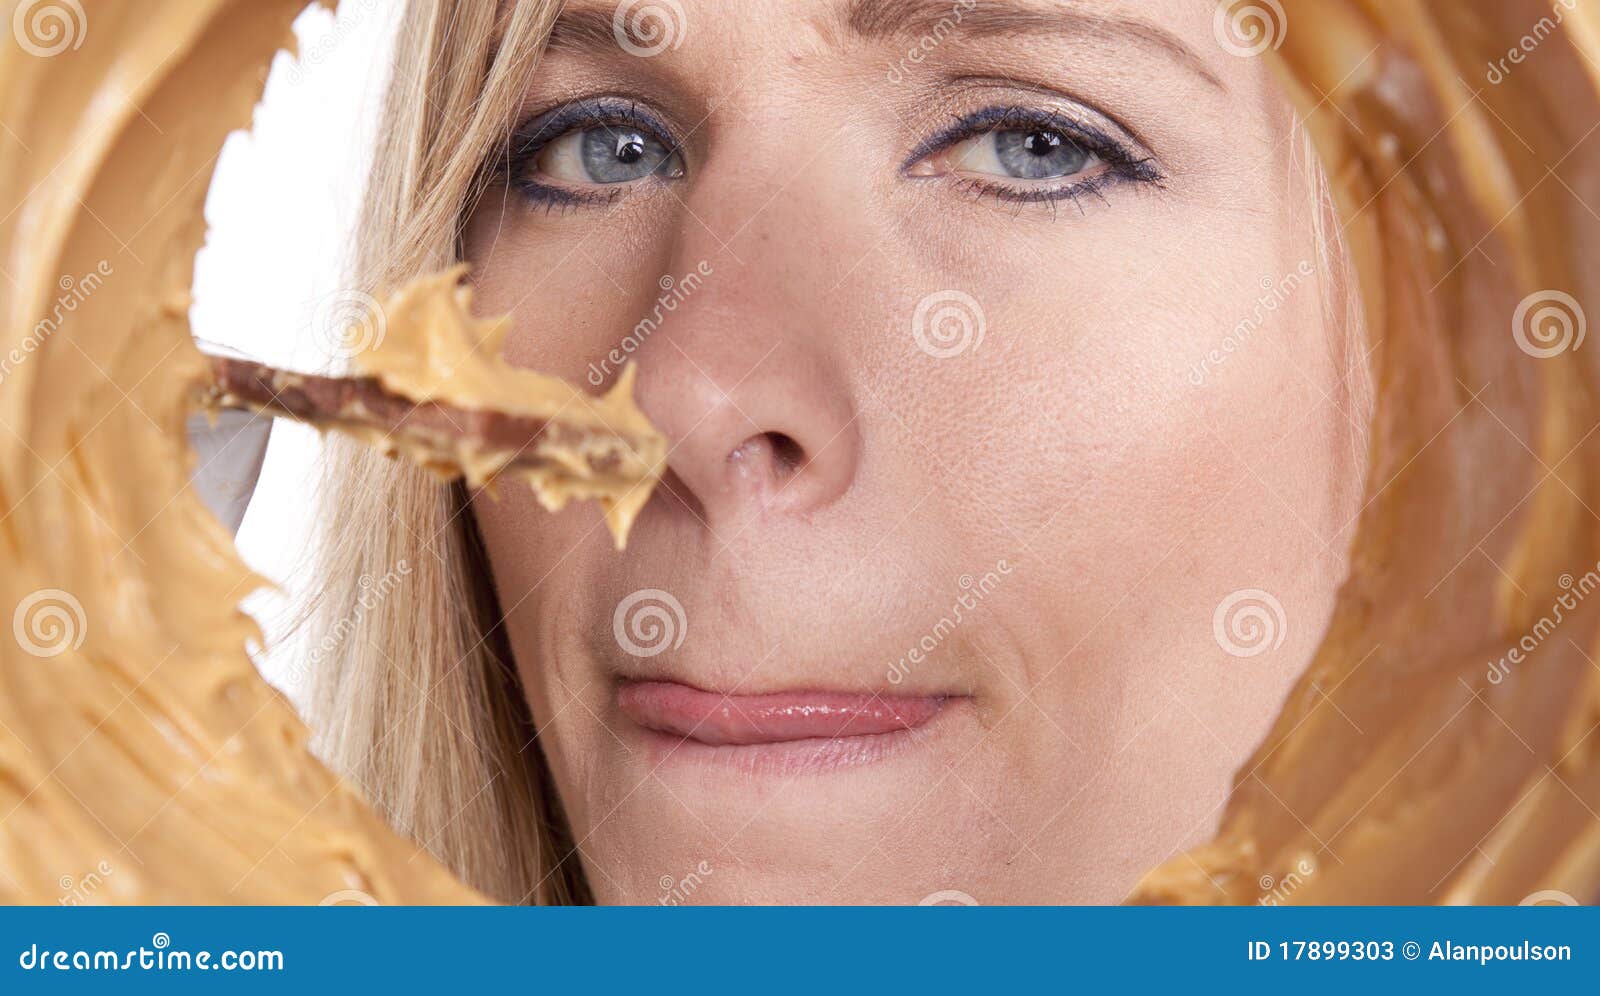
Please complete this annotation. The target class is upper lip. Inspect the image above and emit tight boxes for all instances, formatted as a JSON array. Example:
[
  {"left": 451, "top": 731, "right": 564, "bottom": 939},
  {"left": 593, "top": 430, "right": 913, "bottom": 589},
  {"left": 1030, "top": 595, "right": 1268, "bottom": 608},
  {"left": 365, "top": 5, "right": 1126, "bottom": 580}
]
[{"left": 601, "top": 639, "right": 969, "bottom": 701}]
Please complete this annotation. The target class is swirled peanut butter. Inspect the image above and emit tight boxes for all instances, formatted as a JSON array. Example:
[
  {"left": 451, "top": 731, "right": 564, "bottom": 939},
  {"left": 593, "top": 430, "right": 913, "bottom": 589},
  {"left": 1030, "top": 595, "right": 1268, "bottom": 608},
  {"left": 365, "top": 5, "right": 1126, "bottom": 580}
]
[
  {"left": 2, "top": 0, "right": 1597, "bottom": 905},
  {"left": 0, "top": 0, "right": 481, "bottom": 904},
  {"left": 1133, "top": 0, "right": 1600, "bottom": 905}
]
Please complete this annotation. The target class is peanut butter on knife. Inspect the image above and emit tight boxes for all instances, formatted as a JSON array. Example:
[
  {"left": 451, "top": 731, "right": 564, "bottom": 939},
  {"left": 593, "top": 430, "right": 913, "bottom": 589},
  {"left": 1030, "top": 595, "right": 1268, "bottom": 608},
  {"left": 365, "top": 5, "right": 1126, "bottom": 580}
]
[{"left": 195, "top": 267, "right": 667, "bottom": 549}]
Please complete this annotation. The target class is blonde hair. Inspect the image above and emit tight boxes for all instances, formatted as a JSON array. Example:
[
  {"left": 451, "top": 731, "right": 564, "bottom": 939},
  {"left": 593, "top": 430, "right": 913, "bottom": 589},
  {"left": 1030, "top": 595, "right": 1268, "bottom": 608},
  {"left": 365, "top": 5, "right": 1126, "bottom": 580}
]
[
  {"left": 302, "top": 0, "right": 1369, "bottom": 905},
  {"left": 304, "top": 0, "right": 583, "bottom": 904}
]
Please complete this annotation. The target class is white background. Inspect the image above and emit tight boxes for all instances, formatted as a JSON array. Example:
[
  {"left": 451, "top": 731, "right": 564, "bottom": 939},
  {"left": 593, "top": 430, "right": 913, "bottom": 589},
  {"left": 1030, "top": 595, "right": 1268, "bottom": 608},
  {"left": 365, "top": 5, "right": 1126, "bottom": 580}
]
[{"left": 191, "top": 1, "right": 400, "bottom": 704}]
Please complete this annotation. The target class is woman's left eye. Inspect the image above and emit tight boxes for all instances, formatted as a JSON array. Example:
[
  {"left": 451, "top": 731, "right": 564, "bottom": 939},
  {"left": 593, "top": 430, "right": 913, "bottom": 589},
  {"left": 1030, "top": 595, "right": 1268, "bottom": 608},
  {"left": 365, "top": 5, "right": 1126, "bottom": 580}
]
[
  {"left": 534, "top": 125, "right": 685, "bottom": 186},
  {"left": 911, "top": 126, "right": 1105, "bottom": 184}
]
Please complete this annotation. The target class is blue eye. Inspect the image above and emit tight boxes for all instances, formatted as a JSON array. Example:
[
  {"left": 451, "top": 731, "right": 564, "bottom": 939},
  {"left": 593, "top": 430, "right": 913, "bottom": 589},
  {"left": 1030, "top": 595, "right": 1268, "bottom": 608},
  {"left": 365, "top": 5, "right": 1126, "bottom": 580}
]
[
  {"left": 539, "top": 125, "right": 685, "bottom": 185},
  {"left": 903, "top": 105, "right": 1161, "bottom": 205},
  {"left": 504, "top": 98, "right": 688, "bottom": 205},
  {"left": 990, "top": 128, "right": 1091, "bottom": 180},
  {"left": 916, "top": 126, "right": 1101, "bottom": 184}
]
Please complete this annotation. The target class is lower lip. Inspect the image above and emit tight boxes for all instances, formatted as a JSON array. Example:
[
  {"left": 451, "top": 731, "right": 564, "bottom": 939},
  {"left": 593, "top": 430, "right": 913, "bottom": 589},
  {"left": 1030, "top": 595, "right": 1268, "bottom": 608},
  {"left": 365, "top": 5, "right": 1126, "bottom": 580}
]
[{"left": 617, "top": 681, "right": 950, "bottom": 774}]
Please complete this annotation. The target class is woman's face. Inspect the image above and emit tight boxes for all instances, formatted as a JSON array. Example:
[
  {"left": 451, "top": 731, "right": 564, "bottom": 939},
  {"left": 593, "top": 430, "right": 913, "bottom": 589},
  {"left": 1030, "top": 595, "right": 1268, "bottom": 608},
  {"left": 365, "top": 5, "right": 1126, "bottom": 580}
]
[{"left": 464, "top": 0, "right": 1362, "bottom": 903}]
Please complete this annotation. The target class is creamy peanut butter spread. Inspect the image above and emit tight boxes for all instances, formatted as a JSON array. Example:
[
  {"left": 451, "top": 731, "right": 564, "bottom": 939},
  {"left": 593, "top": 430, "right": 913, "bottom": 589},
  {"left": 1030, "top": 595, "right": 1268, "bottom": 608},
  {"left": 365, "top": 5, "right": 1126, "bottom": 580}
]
[
  {"left": 1133, "top": 0, "right": 1600, "bottom": 904},
  {"left": 0, "top": 0, "right": 1596, "bottom": 904},
  {"left": 347, "top": 267, "right": 664, "bottom": 545},
  {"left": 199, "top": 266, "right": 665, "bottom": 548},
  {"left": 0, "top": 0, "right": 480, "bottom": 904}
]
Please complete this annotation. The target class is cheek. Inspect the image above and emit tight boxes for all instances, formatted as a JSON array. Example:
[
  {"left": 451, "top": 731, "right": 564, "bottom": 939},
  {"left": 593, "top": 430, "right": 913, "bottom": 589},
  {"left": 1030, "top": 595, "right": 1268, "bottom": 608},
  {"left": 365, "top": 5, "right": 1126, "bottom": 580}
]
[
  {"left": 458, "top": 190, "right": 678, "bottom": 685},
  {"left": 469, "top": 481, "right": 622, "bottom": 727},
  {"left": 459, "top": 188, "right": 677, "bottom": 384},
  {"left": 867, "top": 203, "right": 1346, "bottom": 706},
  {"left": 871, "top": 211, "right": 1324, "bottom": 564}
]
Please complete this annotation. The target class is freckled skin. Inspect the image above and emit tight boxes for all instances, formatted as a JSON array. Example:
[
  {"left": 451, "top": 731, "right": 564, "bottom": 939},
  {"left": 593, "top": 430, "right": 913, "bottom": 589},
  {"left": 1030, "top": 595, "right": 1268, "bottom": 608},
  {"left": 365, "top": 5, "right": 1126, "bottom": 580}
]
[{"left": 464, "top": 0, "right": 1363, "bottom": 904}]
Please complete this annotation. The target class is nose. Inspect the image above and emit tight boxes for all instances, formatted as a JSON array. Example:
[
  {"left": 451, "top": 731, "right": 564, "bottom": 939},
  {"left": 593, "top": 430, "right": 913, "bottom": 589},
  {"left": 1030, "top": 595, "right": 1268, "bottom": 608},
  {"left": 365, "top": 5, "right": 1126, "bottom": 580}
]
[{"left": 627, "top": 285, "right": 860, "bottom": 536}]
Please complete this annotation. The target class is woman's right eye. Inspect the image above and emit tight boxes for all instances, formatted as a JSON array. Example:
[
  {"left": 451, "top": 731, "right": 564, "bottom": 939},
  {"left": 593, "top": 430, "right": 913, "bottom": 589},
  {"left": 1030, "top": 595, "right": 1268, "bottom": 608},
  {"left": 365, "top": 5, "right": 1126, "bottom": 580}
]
[{"left": 531, "top": 124, "right": 685, "bottom": 187}]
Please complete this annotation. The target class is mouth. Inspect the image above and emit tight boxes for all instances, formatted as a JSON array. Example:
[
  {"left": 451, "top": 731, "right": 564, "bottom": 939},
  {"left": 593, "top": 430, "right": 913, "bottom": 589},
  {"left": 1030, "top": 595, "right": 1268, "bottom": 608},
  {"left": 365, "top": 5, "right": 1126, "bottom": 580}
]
[{"left": 616, "top": 680, "right": 956, "bottom": 774}]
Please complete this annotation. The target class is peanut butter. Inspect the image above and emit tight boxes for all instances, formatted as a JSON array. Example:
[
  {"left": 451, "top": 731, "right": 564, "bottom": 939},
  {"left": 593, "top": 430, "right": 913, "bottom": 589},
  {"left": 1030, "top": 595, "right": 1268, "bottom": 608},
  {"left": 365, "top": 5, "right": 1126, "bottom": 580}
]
[
  {"left": 1133, "top": 0, "right": 1600, "bottom": 904},
  {"left": 197, "top": 268, "right": 666, "bottom": 549},
  {"left": 1, "top": 0, "right": 1596, "bottom": 904},
  {"left": 346, "top": 266, "right": 664, "bottom": 546},
  {"left": 0, "top": 0, "right": 480, "bottom": 904}
]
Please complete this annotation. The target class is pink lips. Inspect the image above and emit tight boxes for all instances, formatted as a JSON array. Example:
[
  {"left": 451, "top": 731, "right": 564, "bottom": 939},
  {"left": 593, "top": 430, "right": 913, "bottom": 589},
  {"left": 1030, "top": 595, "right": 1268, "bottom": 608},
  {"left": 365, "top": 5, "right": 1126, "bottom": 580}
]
[{"left": 617, "top": 681, "right": 946, "bottom": 747}]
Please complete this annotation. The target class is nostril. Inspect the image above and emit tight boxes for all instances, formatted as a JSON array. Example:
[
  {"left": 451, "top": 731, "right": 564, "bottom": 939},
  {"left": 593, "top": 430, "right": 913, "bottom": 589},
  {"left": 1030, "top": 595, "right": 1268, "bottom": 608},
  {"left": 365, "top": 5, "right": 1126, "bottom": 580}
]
[
  {"left": 765, "top": 432, "right": 805, "bottom": 475},
  {"left": 727, "top": 431, "right": 806, "bottom": 484}
]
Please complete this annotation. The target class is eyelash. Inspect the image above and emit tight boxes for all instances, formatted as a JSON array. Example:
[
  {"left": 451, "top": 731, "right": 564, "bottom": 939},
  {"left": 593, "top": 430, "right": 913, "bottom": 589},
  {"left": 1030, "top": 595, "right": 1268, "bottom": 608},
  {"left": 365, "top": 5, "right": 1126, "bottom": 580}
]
[
  {"left": 903, "top": 105, "right": 1163, "bottom": 209},
  {"left": 498, "top": 99, "right": 1162, "bottom": 213},
  {"left": 501, "top": 98, "right": 684, "bottom": 211}
]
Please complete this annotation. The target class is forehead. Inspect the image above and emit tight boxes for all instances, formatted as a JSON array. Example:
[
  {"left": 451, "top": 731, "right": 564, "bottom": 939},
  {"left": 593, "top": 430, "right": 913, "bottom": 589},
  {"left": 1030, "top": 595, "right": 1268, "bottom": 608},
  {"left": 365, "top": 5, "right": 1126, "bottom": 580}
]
[{"left": 543, "top": 0, "right": 1230, "bottom": 83}]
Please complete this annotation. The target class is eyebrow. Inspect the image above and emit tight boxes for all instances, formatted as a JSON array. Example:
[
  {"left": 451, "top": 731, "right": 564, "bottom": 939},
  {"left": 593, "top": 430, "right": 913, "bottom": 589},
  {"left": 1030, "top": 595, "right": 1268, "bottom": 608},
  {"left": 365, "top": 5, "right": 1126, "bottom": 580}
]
[
  {"left": 545, "top": 0, "right": 1226, "bottom": 93},
  {"left": 844, "top": 0, "right": 1225, "bottom": 91},
  {"left": 546, "top": 4, "right": 624, "bottom": 51}
]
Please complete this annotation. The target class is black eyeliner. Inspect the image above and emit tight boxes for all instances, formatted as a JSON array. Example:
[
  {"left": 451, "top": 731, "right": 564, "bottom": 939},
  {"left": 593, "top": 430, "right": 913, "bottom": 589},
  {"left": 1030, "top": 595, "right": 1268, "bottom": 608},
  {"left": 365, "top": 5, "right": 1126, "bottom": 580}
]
[
  {"left": 900, "top": 103, "right": 1163, "bottom": 205},
  {"left": 500, "top": 96, "right": 685, "bottom": 206}
]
